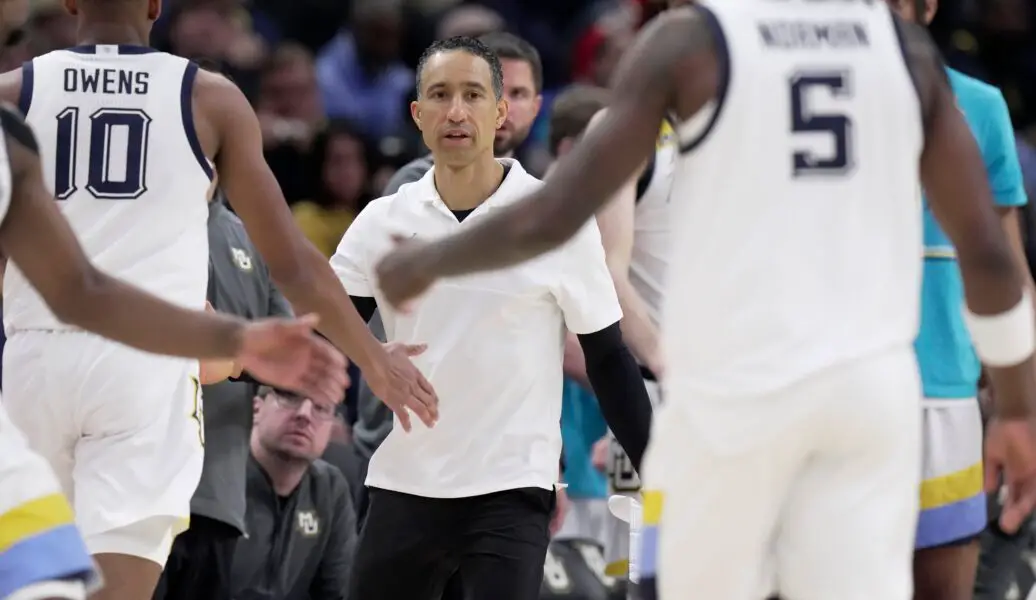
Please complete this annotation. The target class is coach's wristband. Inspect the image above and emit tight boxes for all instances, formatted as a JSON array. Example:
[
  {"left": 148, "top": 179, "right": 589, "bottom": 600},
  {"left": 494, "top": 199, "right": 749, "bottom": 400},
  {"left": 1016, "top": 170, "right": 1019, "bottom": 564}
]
[{"left": 963, "top": 289, "right": 1036, "bottom": 367}]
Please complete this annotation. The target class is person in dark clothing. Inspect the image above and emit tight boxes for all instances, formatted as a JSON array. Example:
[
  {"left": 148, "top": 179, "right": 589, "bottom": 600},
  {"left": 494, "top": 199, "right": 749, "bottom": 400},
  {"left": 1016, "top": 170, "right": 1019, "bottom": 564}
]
[
  {"left": 231, "top": 386, "right": 357, "bottom": 600},
  {"left": 153, "top": 194, "right": 294, "bottom": 600}
]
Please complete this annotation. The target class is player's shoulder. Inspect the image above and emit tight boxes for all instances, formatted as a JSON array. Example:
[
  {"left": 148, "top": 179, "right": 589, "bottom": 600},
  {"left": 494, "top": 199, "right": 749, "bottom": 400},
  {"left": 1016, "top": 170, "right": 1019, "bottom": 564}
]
[{"left": 190, "top": 64, "right": 251, "bottom": 115}]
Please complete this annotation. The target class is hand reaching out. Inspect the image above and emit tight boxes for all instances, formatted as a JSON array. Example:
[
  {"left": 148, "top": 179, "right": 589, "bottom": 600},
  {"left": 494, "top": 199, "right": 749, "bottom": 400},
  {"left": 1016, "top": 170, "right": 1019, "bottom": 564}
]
[
  {"left": 366, "top": 341, "right": 439, "bottom": 431},
  {"left": 236, "top": 314, "right": 349, "bottom": 406},
  {"left": 985, "top": 417, "right": 1036, "bottom": 533}
]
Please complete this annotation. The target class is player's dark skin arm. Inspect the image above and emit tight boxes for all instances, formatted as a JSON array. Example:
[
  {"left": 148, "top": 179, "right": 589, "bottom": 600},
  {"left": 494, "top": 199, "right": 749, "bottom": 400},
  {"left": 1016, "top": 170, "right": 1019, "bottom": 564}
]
[
  {"left": 377, "top": 8, "right": 715, "bottom": 296},
  {"left": 190, "top": 70, "right": 437, "bottom": 425},
  {"left": 0, "top": 105, "right": 247, "bottom": 358},
  {"left": 902, "top": 20, "right": 1036, "bottom": 417}
]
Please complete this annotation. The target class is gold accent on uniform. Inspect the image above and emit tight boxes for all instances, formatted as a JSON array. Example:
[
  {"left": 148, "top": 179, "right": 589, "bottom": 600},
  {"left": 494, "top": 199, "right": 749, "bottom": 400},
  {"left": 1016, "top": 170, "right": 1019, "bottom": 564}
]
[
  {"left": 657, "top": 119, "right": 675, "bottom": 149},
  {"left": 923, "top": 247, "right": 957, "bottom": 260},
  {"left": 605, "top": 559, "right": 629, "bottom": 577}
]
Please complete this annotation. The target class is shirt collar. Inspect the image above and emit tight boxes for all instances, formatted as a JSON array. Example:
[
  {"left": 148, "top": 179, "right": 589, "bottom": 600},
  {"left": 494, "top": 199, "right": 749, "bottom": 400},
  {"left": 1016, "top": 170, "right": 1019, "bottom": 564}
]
[{"left": 410, "top": 158, "right": 529, "bottom": 211}]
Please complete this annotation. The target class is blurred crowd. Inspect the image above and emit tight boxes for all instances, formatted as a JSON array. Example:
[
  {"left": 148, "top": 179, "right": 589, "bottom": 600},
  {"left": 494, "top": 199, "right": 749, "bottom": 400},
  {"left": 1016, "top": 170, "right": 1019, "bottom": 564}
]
[{"left": 7, "top": 0, "right": 1036, "bottom": 598}]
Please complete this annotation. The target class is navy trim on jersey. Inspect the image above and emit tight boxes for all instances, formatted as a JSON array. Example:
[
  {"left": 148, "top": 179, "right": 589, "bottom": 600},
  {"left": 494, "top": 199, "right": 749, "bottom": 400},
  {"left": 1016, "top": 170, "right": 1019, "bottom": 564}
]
[
  {"left": 180, "top": 62, "right": 214, "bottom": 181},
  {"left": 635, "top": 153, "right": 656, "bottom": 203},
  {"left": 67, "top": 44, "right": 158, "bottom": 55},
  {"left": 677, "top": 5, "right": 731, "bottom": 154},
  {"left": 17, "top": 60, "right": 32, "bottom": 116}
]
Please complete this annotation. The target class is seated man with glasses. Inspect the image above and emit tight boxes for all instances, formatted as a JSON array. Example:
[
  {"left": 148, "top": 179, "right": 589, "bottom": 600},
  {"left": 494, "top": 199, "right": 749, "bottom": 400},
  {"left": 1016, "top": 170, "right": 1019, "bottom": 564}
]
[{"left": 230, "top": 386, "right": 358, "bottom": 600}]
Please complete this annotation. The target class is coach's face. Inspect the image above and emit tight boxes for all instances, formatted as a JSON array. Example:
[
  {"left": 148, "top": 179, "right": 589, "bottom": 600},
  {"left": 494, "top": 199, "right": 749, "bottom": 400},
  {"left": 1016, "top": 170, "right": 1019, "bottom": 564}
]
[
  {"left": 254, "top": 392, "right": 334, "bottom": 461},
  {"left": 412, "top": 50, "right": 507, "bottom": 167}
]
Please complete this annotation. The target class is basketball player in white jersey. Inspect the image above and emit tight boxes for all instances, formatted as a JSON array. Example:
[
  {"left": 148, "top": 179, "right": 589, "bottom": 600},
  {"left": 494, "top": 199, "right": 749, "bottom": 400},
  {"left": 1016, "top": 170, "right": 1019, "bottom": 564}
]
[
  {"left": 376, "top": 2, "right": 1036, "bottom": 598},
  {"left": 0, "top": 8, "right": 347, "bottom": 600},
  {"left": 0, "top": 1, "right": 439, "bottom": 599}
]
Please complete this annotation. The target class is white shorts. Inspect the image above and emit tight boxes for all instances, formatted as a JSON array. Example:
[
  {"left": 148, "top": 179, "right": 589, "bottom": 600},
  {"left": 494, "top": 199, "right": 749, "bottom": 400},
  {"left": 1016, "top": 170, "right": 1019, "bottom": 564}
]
[
  {"left": 916, "top": 398, "right": 985, "bottom": 548},
  {"left": 0, "top": 401, "right": 101, "bottom": 597},
  {"left": 641, "top": 348, "right": 921, "bottom": 600},
  {"left": 1, "top": 330, "right": 203, "bottom": 564}
]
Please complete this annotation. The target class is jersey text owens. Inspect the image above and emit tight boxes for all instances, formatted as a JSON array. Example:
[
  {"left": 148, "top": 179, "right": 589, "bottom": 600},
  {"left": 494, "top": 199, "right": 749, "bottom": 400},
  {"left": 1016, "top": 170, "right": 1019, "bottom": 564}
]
[{"left": 62, "top": 68, "right": 149, "bottom": 95}]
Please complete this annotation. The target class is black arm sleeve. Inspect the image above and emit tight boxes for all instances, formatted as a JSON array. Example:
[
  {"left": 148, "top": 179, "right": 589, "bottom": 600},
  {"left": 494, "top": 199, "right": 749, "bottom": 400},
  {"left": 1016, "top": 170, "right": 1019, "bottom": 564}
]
[
  {"left": 578, "top": 322, "right": 653, "bottom": 472},
  {"left": 350, "top": 295, "right": 378, "bottom": 324}
]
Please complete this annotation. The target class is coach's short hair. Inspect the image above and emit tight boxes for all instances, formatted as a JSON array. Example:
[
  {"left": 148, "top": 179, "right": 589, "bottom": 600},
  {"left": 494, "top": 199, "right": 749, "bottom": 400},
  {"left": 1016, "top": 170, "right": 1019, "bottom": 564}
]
[
  {"left": 548, "top": 84, "right": 610, "bottom": 156},
  {"left": 416, "top": 36, "right": 504, "bottom": 99},
  {"left": 478, "top": 32, "right": 543, "bottom": 93}
]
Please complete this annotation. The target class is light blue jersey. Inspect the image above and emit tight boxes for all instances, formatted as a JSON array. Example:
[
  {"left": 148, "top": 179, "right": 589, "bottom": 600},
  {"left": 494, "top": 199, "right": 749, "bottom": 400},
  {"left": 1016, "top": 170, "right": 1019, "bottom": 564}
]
[{"left": 914, "top": 68, "right": 1027, "bottom": 399}]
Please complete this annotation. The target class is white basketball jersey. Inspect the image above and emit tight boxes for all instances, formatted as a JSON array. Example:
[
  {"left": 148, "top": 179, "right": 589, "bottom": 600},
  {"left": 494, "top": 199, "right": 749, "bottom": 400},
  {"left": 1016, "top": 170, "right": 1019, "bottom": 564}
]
[
  {"left": 629, "top": 120, "right": 677, "bottom": 325},
  {"left": 663, "top": 1, "right": 924, "bottom": 395},
  {"left": 4, "top": 45, "right": 213, "bottom": 332}
]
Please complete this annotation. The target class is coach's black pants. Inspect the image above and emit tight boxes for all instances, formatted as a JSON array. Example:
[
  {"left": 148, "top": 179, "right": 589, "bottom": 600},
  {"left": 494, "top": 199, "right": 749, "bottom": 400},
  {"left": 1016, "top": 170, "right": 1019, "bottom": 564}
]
[
  {"left": 152, "top": 516, "right": 239, "bottom": 600},
  {"left": 349, "top": 487, "right": 553, "bottom": 600}
]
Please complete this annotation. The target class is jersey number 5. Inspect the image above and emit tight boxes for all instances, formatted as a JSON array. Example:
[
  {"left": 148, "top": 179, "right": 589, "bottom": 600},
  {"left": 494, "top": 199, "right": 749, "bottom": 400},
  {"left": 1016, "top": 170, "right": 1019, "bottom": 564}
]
[
  {"left": 53, "top": 107, "right": 152, "bottom": 200},
  {"left": 789, "top": 70, "right": 855, "bottom": 177}
]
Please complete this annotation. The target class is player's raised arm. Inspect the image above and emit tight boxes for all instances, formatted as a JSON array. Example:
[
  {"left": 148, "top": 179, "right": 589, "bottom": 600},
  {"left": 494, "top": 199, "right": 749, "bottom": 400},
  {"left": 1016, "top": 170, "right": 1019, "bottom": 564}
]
[
  {"left": 0, "top": 106, "right": 347, "bottom": 404},
  {"left": 196, "top": 70, "right": 437, "bottom": 427},
  {"left": 375, "top": 8, "right": 712, "bottom": 308}
]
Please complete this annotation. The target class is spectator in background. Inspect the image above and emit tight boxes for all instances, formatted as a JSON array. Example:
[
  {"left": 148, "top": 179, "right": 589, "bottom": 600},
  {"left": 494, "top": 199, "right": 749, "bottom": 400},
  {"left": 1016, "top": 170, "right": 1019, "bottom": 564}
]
[
  {"left": 293, "top": 120, "right": 375, "bottom": 258},
  {"left": 316, "top": 0, "right": 413, "bottom": 140},
  {"left": 152, "top": 191, "right": 294, "bottom": 600},
  {"left": 257, "top": 42, "right": 326, "bottom": 205},
  {"left": 435, "top": 4, "right": 504, "bottom": 40},
  {"left": 166, "top": 0, "right": 267, "bottom": 100},
  {"left": 0, "top": 0, "right": 28, "bottom": 72},
  {"left": 231, "top": 386, "right": 357, "bottom": 600},
  {"left": 24, "top": 0, "right": 74, "bottom": 57}
]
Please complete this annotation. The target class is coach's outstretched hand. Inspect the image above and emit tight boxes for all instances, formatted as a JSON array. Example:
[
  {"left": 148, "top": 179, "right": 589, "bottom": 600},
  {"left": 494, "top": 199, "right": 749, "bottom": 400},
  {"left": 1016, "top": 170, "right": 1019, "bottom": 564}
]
[
  {"left": 366, "top": 341, "right": 438, "bottom": 431},
  {"left": 984, "top": 417, "right": 1036, "bottom": 534},
  {"left": 237, "top": 314, "right": 350, "bottom": 406},
  {"left": 375, "top": 235, "right": 436, "bottom": 312}
]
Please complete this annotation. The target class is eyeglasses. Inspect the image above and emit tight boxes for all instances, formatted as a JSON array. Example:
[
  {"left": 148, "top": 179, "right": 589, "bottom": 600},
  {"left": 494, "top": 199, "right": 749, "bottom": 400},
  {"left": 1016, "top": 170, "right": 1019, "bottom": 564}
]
[{"left": 271, "top": 393, "right": 337, "bottom": 422}]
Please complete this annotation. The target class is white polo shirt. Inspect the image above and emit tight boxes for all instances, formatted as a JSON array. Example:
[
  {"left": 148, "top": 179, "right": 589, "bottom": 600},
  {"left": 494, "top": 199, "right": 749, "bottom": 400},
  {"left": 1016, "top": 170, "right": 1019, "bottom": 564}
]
[{"left": 331, "top": 159, "right": 621, "bottom": 498}]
